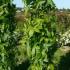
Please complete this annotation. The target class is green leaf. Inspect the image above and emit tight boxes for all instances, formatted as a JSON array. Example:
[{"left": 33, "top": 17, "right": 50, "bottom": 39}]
[{"left": 29, "top": 29, "right": 34, "bottom": 37}]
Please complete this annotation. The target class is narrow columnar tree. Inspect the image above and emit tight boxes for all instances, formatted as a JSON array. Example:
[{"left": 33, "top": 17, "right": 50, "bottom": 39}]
[{"left": 19, "top": 0, "right": 58, "bottom": 70}]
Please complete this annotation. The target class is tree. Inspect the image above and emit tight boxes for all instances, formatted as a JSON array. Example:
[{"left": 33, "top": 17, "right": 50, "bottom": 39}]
[
  {"left": 0, "top": 0, "right": 17, "bottom": 70},
  {"left": 18, "top": 0, "right": 58, "bottom": 70}
]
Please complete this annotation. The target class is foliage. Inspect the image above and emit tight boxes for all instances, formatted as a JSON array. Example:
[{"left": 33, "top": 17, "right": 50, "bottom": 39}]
[
  {"left": 1, "top": 0, "right": 70, "bottom": 70},
  {"left": 56, "top": 11, "right": 70, "bottom": 33},
  {"left": 16, "top": 0, "right": 58, "bottom": 70},
  {"left": 0, "top": 0, "right": 18, "bottom": 70},
  {"left": 60, "top": 29, "right": 70, "bottom": 46}
]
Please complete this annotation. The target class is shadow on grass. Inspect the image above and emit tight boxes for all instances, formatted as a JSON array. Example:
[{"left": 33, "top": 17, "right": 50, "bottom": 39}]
[{"left": 57, "top": 52, "right": 70, "bottom": 70}]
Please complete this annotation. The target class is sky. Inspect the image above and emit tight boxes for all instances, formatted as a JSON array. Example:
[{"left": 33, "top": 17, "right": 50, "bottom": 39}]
[
  {"left": 13, "top": 0, "right": 70, "bottom": 9},
  {"left": 13, "top": 0, "right": 24, "bottom": 8},
  {"left": 54, "top": 0, "right": 70, "bottom": 9}
]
